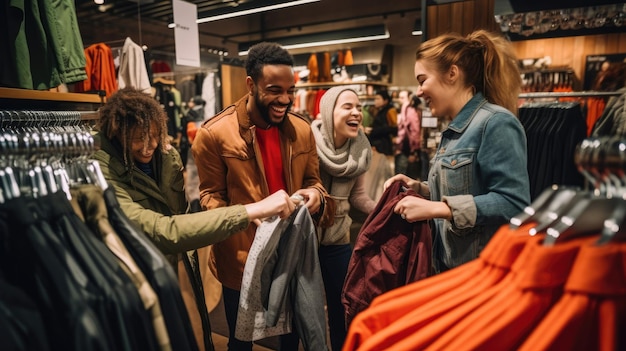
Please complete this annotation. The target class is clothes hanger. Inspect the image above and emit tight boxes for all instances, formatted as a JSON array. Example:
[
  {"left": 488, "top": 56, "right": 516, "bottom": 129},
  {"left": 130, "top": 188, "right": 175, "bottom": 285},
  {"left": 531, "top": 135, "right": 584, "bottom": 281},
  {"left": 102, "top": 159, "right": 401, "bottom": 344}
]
[
  {"left": 509, "top": 184, "right": 579, "bottom": 229},
  {"left": 0, "top": 167, "right": 20, "bottom": 202},
  {"left": 543, "top": 195, "right": 621, "bottom": 246},
  {"left": 543, "top": 136, "right": 625, "bottom": 246},
  {"left": 525, "top": 186, "right": 581, "bottom": 235},
  {"left": 595, "top": 199, "right": 626, "bottom": 245}
]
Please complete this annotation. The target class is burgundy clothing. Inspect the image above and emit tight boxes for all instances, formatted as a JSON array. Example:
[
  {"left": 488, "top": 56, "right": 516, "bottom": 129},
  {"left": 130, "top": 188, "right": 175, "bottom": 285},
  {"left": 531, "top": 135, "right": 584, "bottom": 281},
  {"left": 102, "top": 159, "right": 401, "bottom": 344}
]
[{"left": 342, "top": 180, "right": 433, "bottom": 327}]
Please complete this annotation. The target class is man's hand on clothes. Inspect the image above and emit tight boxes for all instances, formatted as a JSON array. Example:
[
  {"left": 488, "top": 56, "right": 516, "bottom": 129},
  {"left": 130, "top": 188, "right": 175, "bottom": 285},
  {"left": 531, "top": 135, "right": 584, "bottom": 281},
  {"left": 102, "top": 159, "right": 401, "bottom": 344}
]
[{"left": 292, "top": 188, "right": 322, "bottom": 214}]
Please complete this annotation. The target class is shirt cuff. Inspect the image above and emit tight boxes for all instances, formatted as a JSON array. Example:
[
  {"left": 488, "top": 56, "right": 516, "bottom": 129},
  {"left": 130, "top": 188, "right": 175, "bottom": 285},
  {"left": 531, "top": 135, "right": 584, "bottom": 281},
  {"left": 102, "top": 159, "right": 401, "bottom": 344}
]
[{"left": 442, "top": 194, "right": 476, "bottom": 229}]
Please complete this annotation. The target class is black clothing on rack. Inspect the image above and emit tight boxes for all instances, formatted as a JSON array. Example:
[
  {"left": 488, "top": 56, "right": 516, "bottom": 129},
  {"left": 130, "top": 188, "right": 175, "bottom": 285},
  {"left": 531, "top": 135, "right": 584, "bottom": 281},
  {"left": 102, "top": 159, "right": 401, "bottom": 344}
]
[
  {"left": 102, "top": 187, "right": 202, "bottom": 351},
  {"left": 519, "top": 102, "right": 586, "bottom": 200},
  {"left": 0, "top": 194, "right": 113, "bottom": 351}
]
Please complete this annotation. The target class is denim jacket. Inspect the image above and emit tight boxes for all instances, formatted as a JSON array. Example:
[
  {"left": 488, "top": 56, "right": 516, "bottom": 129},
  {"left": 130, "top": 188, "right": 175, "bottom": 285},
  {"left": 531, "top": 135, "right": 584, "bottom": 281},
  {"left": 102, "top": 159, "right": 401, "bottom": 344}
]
[{"left": 427, "top": 93, "right": 530, "bottom": 271}]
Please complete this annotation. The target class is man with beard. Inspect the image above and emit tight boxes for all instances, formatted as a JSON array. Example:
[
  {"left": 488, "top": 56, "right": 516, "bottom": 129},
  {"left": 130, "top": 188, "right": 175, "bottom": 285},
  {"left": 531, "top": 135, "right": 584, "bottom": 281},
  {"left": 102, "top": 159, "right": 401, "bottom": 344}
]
[{"left": 192, "top": 42, "right": 334, "bottom": 351}]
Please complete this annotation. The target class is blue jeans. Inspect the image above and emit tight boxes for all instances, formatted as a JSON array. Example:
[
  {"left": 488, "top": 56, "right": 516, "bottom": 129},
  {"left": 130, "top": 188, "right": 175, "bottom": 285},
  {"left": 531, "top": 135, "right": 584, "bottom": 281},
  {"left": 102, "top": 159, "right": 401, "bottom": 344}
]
[
  {"left": 318, "top": 244, "right": 352, "bottom": 351},
  {"left": 222, "top": 286, "right": 299, "bottom": 351}
]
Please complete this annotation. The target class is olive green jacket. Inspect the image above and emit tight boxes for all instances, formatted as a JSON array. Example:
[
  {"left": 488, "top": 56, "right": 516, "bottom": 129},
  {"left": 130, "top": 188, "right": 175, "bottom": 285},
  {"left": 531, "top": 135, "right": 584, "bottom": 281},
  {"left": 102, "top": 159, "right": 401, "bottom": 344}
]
[{"left": 91, "top": 133, "right": 250, "bottom": 267}]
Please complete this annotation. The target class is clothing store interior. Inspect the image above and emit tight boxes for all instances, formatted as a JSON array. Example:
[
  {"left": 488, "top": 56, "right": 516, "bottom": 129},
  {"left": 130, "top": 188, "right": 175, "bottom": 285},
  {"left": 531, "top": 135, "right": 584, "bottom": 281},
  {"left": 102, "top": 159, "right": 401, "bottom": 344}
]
[{"left": 2, "top": 0, "right": 626, "bottom": 350}]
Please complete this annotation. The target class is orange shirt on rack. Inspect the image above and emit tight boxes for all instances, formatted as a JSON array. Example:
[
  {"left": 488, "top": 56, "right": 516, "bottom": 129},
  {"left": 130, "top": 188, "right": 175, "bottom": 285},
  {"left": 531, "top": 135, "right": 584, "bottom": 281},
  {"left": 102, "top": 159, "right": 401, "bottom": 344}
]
[
  {"left": 368, "top": 233, "right": 540, "bottom": 351},
  {"left": 586, "top": 97, "right": 606, "bottom": 136},
  {"left": 519, "top": 241, "right": 626, "bottom": 351},
  {"left": 75, "top": 43, "right": 118, "bottom": 98},
  {"left": 423, "top": 236, "right": 595, "bottom": 351},
  {"left": 307, "top": 53, "right": 318, "bottom": 83},
  {"left": 344, "top": 49, "right": 354, "bottom": 66},
  {"left": 344, "top": 224, "right": 536, "bottom": 351}
]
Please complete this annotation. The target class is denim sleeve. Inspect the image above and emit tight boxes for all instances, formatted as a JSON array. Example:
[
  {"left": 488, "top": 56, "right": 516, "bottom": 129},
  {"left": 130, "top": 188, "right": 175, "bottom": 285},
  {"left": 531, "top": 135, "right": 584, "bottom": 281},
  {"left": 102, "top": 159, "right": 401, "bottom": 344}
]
[{"left": 473, "top": 113, "right": 530, "bottom": 226}]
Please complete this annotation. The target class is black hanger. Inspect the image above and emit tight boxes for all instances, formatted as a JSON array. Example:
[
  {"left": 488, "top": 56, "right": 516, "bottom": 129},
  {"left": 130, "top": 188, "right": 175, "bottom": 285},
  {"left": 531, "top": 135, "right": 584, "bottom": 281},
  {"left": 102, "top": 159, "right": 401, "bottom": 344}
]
[
  {"left": 543, "top": 195, "right": 621, "bottom": 246},
  {"left": 510, "top": 184, "right": 569, "bottom": 229},
  {"left": 523, "top": 186, "right": 581, "bottom": 235},
  {"left": 596, "top": 199, "right": 626, "bottom": 245}
]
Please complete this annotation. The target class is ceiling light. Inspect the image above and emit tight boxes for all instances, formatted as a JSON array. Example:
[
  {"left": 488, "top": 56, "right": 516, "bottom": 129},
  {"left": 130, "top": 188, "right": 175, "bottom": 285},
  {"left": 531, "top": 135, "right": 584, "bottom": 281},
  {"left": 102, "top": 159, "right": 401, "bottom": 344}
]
[
  {"left": 238, "top": 25, "right": 390, "bottom": 56},
  {"left": 168, "top": 0, "right": 319, "bottom": 28},
  {"left": 412, "top": 19, "right": 423, "bottom": 36},
  {"left": 94, "top": 0, "right": 104, "bottom": 4}
]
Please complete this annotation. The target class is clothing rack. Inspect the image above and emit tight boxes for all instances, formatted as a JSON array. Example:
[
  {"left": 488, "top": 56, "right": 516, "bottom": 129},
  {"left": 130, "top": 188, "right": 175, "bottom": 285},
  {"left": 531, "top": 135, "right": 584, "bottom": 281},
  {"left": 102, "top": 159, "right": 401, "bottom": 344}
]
[
  {"left": 0, "top": 107, "right": 202, "bottom": 351},
  {"left": 84, "top": 38, "right": 128, "bottom": 48},
  {"left": 153, "top": 69, "right": 218, "bottom": 79},
  {"left": 519, "top": 91, "right": 623, "bottom": 99}
]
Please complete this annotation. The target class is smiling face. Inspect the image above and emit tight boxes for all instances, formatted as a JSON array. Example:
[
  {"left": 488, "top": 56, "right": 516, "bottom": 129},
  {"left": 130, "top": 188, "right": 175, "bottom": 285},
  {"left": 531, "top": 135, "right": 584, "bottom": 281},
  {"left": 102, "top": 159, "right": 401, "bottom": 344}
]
[
  {"left": 249, "top": 64, "right": 295, "bottom": 127},
  {"left": 129, "top": 123, "right": 159, "bottom": 164},
  {"left": 415, "top": 60, "right": 457, "bottom": 119},
  {"left": 332, "top": 90, "right": 363, "bottom": 148}
]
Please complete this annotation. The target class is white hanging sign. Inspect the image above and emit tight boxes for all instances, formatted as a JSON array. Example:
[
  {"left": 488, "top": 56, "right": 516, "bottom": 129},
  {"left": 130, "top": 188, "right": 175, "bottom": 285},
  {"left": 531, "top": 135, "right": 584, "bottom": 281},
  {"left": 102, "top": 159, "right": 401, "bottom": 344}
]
[{"left": 172, "top": 0, "right": 200, "bottom": 67}]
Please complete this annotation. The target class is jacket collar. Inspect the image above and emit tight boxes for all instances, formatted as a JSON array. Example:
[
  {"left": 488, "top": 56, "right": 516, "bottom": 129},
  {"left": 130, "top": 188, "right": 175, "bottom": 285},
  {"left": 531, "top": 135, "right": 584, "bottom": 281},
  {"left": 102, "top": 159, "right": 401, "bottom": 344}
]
[{"left": 447, "top": 93, "right": 488, "bottom": 134}]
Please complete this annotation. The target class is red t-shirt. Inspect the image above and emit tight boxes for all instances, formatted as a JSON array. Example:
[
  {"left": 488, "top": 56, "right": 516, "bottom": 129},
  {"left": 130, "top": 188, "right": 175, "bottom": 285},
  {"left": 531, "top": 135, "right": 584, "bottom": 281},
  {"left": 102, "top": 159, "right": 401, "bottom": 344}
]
[{"left": 255, "top": 126, "right": 286, "bottom": 193}]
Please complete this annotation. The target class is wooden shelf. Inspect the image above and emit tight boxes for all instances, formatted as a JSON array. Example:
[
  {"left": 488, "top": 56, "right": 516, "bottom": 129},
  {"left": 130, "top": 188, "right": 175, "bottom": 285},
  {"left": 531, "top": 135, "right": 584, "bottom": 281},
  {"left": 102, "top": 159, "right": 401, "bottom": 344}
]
[
  {"left": 0, "top": 87, "right": 104, "bottom": 111},
  {"left": 0, "top": 87, "right": 103, "bottom": 103}
]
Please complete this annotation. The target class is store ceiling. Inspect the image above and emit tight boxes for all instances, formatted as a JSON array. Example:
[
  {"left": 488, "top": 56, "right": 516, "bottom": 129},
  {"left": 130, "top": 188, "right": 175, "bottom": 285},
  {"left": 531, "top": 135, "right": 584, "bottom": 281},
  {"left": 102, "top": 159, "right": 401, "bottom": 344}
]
[{"left": 75, "top": 0, "right": 423, "bottom": 57}]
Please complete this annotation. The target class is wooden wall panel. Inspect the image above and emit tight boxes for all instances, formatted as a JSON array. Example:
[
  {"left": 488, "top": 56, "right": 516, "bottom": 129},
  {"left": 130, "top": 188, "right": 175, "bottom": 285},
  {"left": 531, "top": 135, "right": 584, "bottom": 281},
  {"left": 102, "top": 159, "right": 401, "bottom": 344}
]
[
  {"left": 451, "top": 3, "right": 465, "bottom": 34},
  {"left": 462, "top": 1, "right": 476, "bottom": 34},
  {"left": 437, "top": 4, "right": 453, "bottom": 34},
  {"left": 427, "top": 0, "right": 498, "bottom": 38},
  {"left": 220, "top": 64, "right": 247, "bottom": 107}
]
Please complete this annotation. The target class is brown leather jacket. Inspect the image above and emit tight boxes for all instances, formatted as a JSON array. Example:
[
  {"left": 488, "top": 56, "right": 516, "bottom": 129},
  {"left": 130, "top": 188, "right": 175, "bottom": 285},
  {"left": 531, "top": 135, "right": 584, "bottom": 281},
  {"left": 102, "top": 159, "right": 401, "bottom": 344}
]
[{"left": 191, "top": 95, "right": 334, "bottom": 290}]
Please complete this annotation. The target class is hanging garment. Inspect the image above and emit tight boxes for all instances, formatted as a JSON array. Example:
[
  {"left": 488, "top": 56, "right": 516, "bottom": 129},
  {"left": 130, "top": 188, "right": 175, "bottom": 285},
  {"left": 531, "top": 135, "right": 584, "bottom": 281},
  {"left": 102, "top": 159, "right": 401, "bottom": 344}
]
[
  {"left": 201, "top": 72, "right": 217, "bottom": 119},
  {"left": 344, "top": 216, "right": 626, "bottom": 351},
  {"left": 344, "top": 49, "right": 354, "bottom": 66},
  {"left": 0, "top": 195, "right": 113, "bottom": 351},
  {"left": 0, "top": 278, "right": 51, "bottom": 351},
  {"left": 102, "top": 187, "right": 201, "bottom": 351},
  {"left": 236, "top": 205, "right": 328, "bottom": 351},
  {"left": 49, "top": 191, "right": 160, "bottom": 351},
  {"left": 342, "top": 180, "right": 432, "bottom": 328},
  {"left": 73, "top": 184, "right": 171, "bottom": 351},
  {"left": 590, "top": 88, "right": 626, "bottom": 138},
  {"left": 1, "top": 0, "right": 87, "bottom": 89},
  {"left": 343, "top": 223, "right": 536, "bottom": 350},
  {"left": 74, "top": 43, "right": 118, "bottom": 98},
  {"left": 153, "top": 82, "right": 180, "bottom": 139},
  {"left": 423, "top": 236, "right": 593, "bottom": 351},
  {"left": 518, "top": 242, "right": 626, "bottom": 351},
  {"left": 519, "top": 102, "right": 586, "bottom": 201},
  {"left": 118, "top": 37, "right": 151, "bottom": 94},
  {"left": 308, "top": 53, "right": 319, "bottom": 83}
]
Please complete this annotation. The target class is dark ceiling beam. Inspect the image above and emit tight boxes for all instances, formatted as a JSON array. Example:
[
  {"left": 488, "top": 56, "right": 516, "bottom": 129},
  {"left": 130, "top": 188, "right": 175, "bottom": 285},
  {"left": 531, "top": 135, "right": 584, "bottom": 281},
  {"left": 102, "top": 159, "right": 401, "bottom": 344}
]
[{"left": 222, "top": 8, "right": 421, "bottom": 42}]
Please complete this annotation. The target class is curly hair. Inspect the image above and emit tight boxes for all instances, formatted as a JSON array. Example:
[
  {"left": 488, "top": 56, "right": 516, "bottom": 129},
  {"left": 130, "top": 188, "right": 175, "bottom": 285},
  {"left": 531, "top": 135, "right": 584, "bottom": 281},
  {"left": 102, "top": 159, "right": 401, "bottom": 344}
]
[
  {"left": 245, "top": 42, "right": 294, "bottom": 83},
  {"left": 415, "top": 30, "right": 521, "bottom": 115},
  {"left": 97, "top": 87, "right": 168, "bottom": 171}
]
